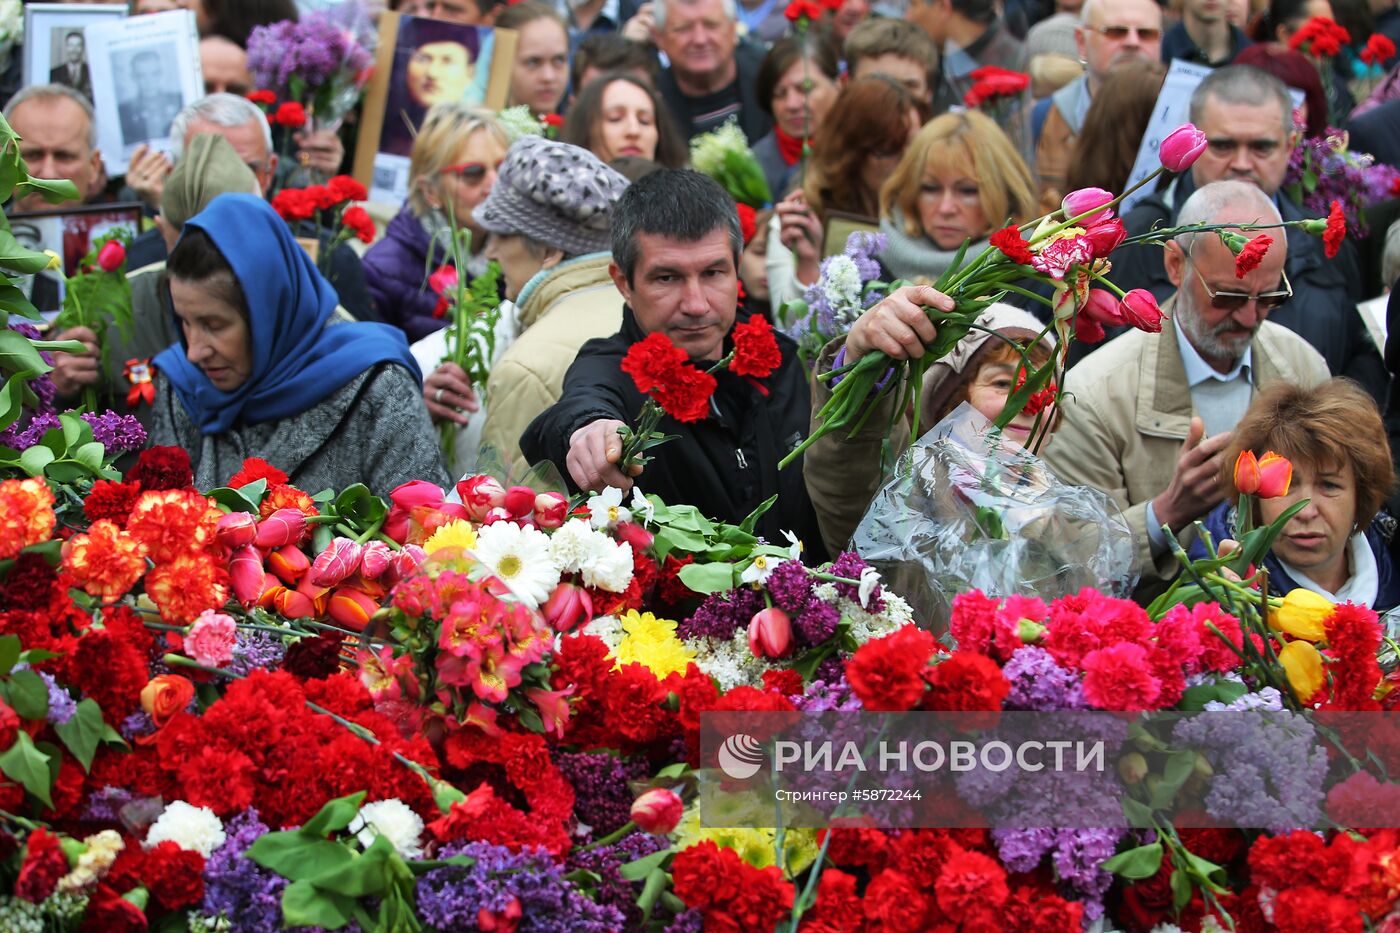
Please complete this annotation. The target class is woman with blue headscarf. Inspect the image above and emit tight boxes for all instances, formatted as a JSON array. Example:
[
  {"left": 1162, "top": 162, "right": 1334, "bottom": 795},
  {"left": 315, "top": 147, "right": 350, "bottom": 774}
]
[{"left": 146, "top": 193, "right": 450, "bottom": 493}]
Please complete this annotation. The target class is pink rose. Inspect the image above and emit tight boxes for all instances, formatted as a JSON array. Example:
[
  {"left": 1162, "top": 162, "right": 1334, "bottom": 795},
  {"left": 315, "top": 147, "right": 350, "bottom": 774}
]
[
  {"left": 1061, "top": 187, "right": 1115, "bottom": 223},
  {"left": 184, "top": 609, "right": 237, "bottom": 667},
  {"left": 1159, "top": 123, "right": 1209, "bottom": 173},
  {"left": 456, "top": 475, "right": 507, "bottom": 522}
]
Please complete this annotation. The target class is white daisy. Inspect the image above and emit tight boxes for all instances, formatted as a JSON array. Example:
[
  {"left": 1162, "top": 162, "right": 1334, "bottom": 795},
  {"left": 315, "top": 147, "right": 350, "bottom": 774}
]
[
  {"left": 354, "top": 799, "right": 424, "bottom": 860},
  {"left": 471, "top": 521, "right": 561, "bottom": 609},
  {"left": 144, "top": 801, "right": 226, "bottom": 857},
  {"left": 579, "top": 536, "right": 634, "bottom": 592},
  {"left": 587, "top": 486, "right": 631, "bottom": 530}
]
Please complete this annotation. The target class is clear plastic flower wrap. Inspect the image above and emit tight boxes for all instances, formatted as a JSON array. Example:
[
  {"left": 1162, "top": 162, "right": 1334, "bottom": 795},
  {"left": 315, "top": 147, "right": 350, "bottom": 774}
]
[{"left": 850, "top": 403, "right": 1138, "bottom": 633}]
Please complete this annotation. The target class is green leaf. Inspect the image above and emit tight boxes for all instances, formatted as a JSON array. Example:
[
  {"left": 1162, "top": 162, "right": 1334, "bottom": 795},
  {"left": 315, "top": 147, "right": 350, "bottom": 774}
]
[
  {"left": 7, "top": 669, "right": 49, "bottom": 719},
  {"left": 303, "top": 790, "right": 369, "bottom": 837},
  {"left": 1177, "top": 680, "right": 1249, "bottom": 712},
  {"left": 11, "top": 177, "right": 80, "bottom": 207},
  {"left": 619, "top": 847, "right": 672, "bottom": 881},
  {"left": 0, "top": 281, "right": 40, "bottom": 321},
  {"left": 0, "top": 635, "right": 19, "bottom": 675},
  {"left": 0, "top": 328, "right": 52, "bottom": 375},
  {"left": 248, "top": 832, "right": 356, "bottom": 881},
  {"left": 1170, "top": 859, "right": 1193, "bottom": 909},
  {"left": 73, "top": 441, "right": 105, "bottom": 472},
  {"left": 208, "top": 486, "right": 259, "bottom": 514},
  {"left": 1101, "top": 842, "right": 1163, "bottom": 880},
  {"left": 281, "top": 878, "right": 354, "bottom": 929},
  {"left": 54, "top": 698, "right": 105, "bottom": 771},
  {"left": 1149, "top": 750, "right": 1196, "bottom": 809},
  {"left": 43, "top": 461, "right": 88, "bottom": 484},
  {"left": 677, "top": 562, "right": 737, "bottom": 595},
  {"left": 1180, "top": 849, "right": 1229, "bottom": 890},
  {"left": 0, "top": 229, "right": 55, "bottom": 275},
  {"left": 0, "top": 730, "right": 53, "bottom": 806},
  {"left": 655, "top": 526, "right": 707, "bottom": 554},
  {"left": 1120, "top": 796, "right": 1156, "bottom": 828},
  {"left": 655, "top": 762, "right": 690, "bottom": 779},
  {"left": 0, "top": 371, "right": 29, "bottom": 432},
  {"left": 17, "top": 444, "right": 53, "bottom": 476},
  {"left": 638, "top": 867, "right": 669, "bottom": 925},
  {"left": 737, "top": 495, "right": 778, "bottom": 535}
]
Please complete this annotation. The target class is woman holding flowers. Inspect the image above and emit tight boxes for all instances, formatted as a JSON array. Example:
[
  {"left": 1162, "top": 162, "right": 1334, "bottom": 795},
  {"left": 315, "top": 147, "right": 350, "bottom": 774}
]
[
  {"left": 1197, "top": 379, "right": 1399, "bottom": 610},
  {"left": 876, "top": 111, "right": 1041, "bottom": 283},
  {"left": 145, "top": 193, "right": 449, "bottom": 494}
]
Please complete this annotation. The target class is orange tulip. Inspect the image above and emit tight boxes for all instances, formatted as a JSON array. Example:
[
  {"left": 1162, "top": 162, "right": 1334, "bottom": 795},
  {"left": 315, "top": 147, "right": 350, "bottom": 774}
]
[
  {"left": 268, "top": 545, "right": 310, "bottom": 585},
  {"left": 1257, "top": 451, "right": 1293, "bottom": 499},
  {"left": 1233, "top": 450, "right": 1261, "bottom": 495},
  {"left": 328, "top": 587, "right": 379, "bottom": 630},
  {"left": 272, "top": 586, "right": 316, "bottom": 619}
]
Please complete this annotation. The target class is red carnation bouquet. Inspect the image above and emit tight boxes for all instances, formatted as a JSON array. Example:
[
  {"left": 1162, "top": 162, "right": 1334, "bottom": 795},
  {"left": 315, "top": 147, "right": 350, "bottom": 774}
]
[
  {"left": 270, "top": 174, "right": 376, "bottom": 279},
  {"left": 616, "top": 314, "right": 782, "bottom": 472},
  {"left": 963, "top": 65, "right": 1030, "bottom": 110}
]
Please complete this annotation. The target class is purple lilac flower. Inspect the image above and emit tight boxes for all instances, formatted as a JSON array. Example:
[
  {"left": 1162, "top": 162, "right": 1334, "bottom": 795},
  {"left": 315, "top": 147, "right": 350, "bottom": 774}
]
[
  {"left": 227, "top": 631, "right": 286, "bottom": 677},
  {"left": 812, "top": 656, "right": 844, "bottom": 684},
  {"left": 793, "top": 596, "right": 839, "bottom": 645},
  {"left": 1002, "top": 646, "right": 1086, "bottom": 711},
  {"left": 39, "top": 671, "right": 76, "bottom": 725},
  {"left": 416, "top": 842, "right": 624, "bottom": 933},
  {"left": 567, "top": 832, "right": 667, "bottom": 929},
  {"left": 791, "top": 674, "right": 862, "bottom": 712},
  {"left": 677, "top": 587, "right": 764, "bottom": 640},
  {"left": 80, "top": 411, "right": 147, "bottom": 454},
  {"left": 844, "top": 230, "right": 887, "bottom": 281},
  {"left": 827, "top": 551, "right": 883, "bottom": 612},
  {"left": 664, "top": 910, "right": 704, "bottom": 933},
  {"left": 247, "top": 13, "right": 371, "bottom": 98},
  {"left": 0, "top": 409, "right": 59, "bottom": 452},
  {"left": 200, "top": 810, "right": 287, "bottom": 933},
  {"left": 554, "top": 751, "right": 649, "bottom": 837},
  {"left": 121, "top": 710, "right": 155, "bottom": 741},
  {"left": 992, "top": 826, "right": 1056, "bottom": 872},
  {"left": 765, "top": 559, "right": 812, "bottom": 615},
  {"left": 81, "top": 785, "right": 135, "bottom": 823}
]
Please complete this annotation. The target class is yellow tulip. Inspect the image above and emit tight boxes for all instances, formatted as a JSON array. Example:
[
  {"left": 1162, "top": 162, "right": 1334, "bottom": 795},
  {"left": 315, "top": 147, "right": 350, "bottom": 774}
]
[
  {"left": 1269, "top": 588, "right": 1334, "bottom": 643},
  {"left": 1279, "top": 640, "right": 1326, "bottom": 704}
]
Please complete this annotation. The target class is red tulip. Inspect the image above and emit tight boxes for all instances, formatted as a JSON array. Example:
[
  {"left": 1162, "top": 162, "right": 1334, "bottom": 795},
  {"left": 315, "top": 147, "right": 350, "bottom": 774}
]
[
  {"left": 229, "top": 545, "right": 267, "bottom": 606},
  {"left": 328, "top": 587, "right": 378, "bottom": 630},
  {"left": 748, "top": 607, "right": 793, "bottom": 658},
  {"left": 296, "top": 575, "right": 331, "bottom": 616},
  {"left": 1159, "top": 123, "right": 1208, "bottom": 172},
  {"left": 1120, "top": 289, "right": 1165, "bottom": 333},
  {"left": 268, "top": 544, "right": 310, "bottom": 585},
  {"left": 97, "top": 240, "right": 126, "bottom": 272},
  {"left": 533, "top": 492, "right": 568, "bottom": 529},
  {"left": 255, "top": 508, "right": 307, "bottom": 548},
  {"left": 504, "top": 485, "right": 537, "bottom": 518},
  {"left": 457, "top": 475, "right": 507, "bottom": 521},
  {"left": 309, "top": 537, "right": 363, "bottom": 587},
  {"left": 542, "top": 582, "right": 592, "bottom": 632},
  {"left": 1233, "top": 450, "right": 1261, "bottom": 495},
  {"left": 614, "top": 520, "right": 654, "bottom": 553},
  {"left": 384, "top": 480, "right": 446, "bottom": 543},
  {"left": 428, "top": 263, "right": 458, "bottom": 296},
  {"left": 1082, "top": 216, "right": 1127, "bottom": 258},
  {"left": 630, "top": 787, "right": 684, "bottom": 834},
  {"left": 1257, "top": 451, "right": 1293, "bottom": 499},
  {"left": 215, "top": 511, "right": 257, "bottom": 549}
]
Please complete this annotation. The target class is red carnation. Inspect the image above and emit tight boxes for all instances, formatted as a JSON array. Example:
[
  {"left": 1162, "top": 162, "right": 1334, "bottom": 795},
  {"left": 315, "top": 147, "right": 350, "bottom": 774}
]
[
  {"left": 0, "top": 699, "right": 18, "bottom": 750},
  {"left": 245, "top": 89, "right": 277, "bottom": 105},
  {"left": 963, "top": 67, "right": 1029, "bottom": 108},
  {"left": 672, "top": 840, "right": 795, "bottom": 929},
  {"left": 342, "top": 206, "right": 376, "bottom": 244},
  {"left": 1234, "top": 233, "right": 1273, "bottom": 278},
  {"left": 271, "top": 188, "right": 316, "bottom": 223},
  {"left": 784, "top": 0, "right": 825, "bottom": 21},
  {"left": 328, "top": 174, "right": 368, "bottom": 203},
  {"left": 142, "top": 841, "right": 205, "bottom": 911},
  {"left": 729, "top": 313, "right": 782, "bottom": 379},
  {"left": 863, "top": 868, "right": 929, "bottom": 933},
  {"left": 272, "top": 101, "right": 307, "bottom": 128},
  {"left": 1289, "top": 16, "right": 1350, "bottom": 57},
  {"left": 84, "top": 479, "right": 142, "bottom": 525},
  {"left": 621, "top": 332, "right": 716, "bottom": 423},
  {"left": 1361, "top": 33, "right": 1397, "bottom": 66},
  {"left": 934, "top": 847, "right": 1009, "bottom": 925},
  {"left": 306, "top": 185, "right": 339, "bottom": 211},
  {"left": 227, "top": 457, "right": 288, "bottom": 489},
  {"left": 846, "top": 625, "right": 936, "bottom": 711},
  {"left": 0, "top": 551, "right": 58, "bottom": 611},
  {"left": 920, "top": 652, "right": 1010, "bottom": 720},
  {"left": 802, "top": 868, "right": 863, "bottom": 933},
  {"left": 989, "top": 224, "right": 1034, "bottom": 265},
  {"left": 127, "top": 446, "right": 193, "bottom": 491},
  {"left": 80, "top": 888, "right": 149, "bottom": 932},
  {"left": 1323, "top": 199, "right": 1346, "bottom": 258},
  {"left": 16, "top": 827, "right": 68, "bottom": 903}
]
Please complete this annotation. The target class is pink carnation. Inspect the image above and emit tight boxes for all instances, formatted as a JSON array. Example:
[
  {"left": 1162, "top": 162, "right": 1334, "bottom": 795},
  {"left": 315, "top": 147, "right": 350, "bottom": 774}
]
[
  {"left": 184, "top": 610, "right": 238, "bottom": 667},
  {"left": 1191, "top": 604, "right": 1252, "bottom": 673},
  {"left": 949, "top": 590, "right": 1021, "bottom": 661},
  {"left": 1030, "top": 235, "right": 1094, "bottom": 280},
  {"left": 1043, "top": 589, "right": 1153, "bottom": 668},
  {"left": 1080, "top": 641, "right": 1162, "bottom": 710}
]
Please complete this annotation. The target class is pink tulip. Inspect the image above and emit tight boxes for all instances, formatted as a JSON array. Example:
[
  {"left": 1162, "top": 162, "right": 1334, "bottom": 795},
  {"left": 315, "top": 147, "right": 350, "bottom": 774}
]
[
  {"left": 542, "top": 582, "right": 593, "bottom": 632},
  {"left": 1120, "top": 289, "right": 1166, "bottom": 333},
  {"left": 748, "top": 607, "right": 793, "bottom": 658},
  {"left": 328, "top": 587, "right": 378, "bottom": 630},
  {"left": 268, "top": 544, "right": 310, "bottom": 585},
  {"left": 215, "top": 511, "right": 257, "bottom": 549},
  {"left": 533, "top": 492, "right": 568, "bottom": 529},
  {"left": 255, "top": 508, "right": 307, "bottom": 548},
  {"left": 1257, "top": 451, "right": 1293, "bottom": 499},
  {"left": 1061, "top": 187, "right": 1115, "bottom": 223},
  {"left": 1159, "top": 123, "right": 1209, "bottom": 172},
  {"left": 229, "top": 545, "right": 267, "bottom": 606},
  {"left": 384, "top": 480, "right": 446, "bottom": 543},
  {"left": 96, "top": 240, "right": 126, "bottom": 272},
  {"left": 503, "top": 484, "right": 537, "bottom": 518},
  {"left": 457, "top": 475, "right": 507, "bottom": 521},
  {"left": 309, "top": 537, "right": 364, "bottom": 587},
  {"left": 630, "top": 787, "right": 684, "bottom": 834},
  {"left": 1082, "top": 216, "right": 1127, "bottom": 258},
  {"left": 1075, "top": 289, "right": 1125, "bottom": 344},
  {"left": 358, "top": 541, "right": 392, "bottom": 580}
]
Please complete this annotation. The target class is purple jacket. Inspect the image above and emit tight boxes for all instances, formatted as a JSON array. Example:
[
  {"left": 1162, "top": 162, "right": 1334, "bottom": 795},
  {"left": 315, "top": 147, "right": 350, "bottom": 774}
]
[{"left": 362, "top": 205, "right": 447, "bottom": 344}]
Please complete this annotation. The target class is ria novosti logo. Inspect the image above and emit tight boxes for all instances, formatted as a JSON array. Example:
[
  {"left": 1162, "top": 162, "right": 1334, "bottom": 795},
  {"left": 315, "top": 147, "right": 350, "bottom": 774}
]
[{"left": 717, "top": 733, "right": 765, "bottom": 780}]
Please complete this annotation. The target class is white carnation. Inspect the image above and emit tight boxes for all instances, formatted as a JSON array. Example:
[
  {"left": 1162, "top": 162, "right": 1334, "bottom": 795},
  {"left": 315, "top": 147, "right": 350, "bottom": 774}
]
[
  {"left": 145, "top": 801, "right": 226, "bottom": 857},
  {"left": 354, "top": 799, "right": 424, "bottom": 860},
  {"left": 580, "top": 616, "right": 624, "bottom": 653},
  {"left": 549, "top": 518, "right": 600, "bottom": 573},
  {"left": 578, "top": 536, "right": 633, "bottom": 592}
]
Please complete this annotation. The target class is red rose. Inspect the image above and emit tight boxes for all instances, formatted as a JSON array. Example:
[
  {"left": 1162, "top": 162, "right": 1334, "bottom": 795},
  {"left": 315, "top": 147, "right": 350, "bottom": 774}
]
[
  {"left": 989, "top": 224, "right": 1034, "bottom": 265},
  {"left": 1234, "top": 233, "right": 1273, "bottom": 278},
  {"left": 328, "top": 174, "right": 368, "bottom": 203},
  {"left": 272, "top": 101, "right": 307, "bottom": 128},
  {"left": 1323, "top": 199, "right": 1346, "bottom": 258},
  {"left": 846, "top": 625, "right": 936, "bottom": 711},
  {"left": 729, "top": 313, "right": 782, "bottom": 379}
]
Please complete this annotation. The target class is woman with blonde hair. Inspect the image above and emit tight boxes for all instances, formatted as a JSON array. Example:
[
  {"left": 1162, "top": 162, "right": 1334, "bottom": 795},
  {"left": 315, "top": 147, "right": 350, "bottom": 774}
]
[
  {"left": 877, "top": 110, "right": 1039, "bottom": 282},
  {"left": 362, "top": 104, "right": 508, "bottom": 343}
]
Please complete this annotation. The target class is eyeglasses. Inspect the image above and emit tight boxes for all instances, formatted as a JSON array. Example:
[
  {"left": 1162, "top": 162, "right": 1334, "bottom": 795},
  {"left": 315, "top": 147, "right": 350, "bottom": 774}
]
[
  {"left": 1205, "top": 137, "right": 1284, "bottom": 159},
  {"left": 440, "top": 160, "right": 502, "bottom": 182},
  {"left": 1191, "top": 262, "right": 1293, "bottom": 312},
  {"left": 1090, "top": 24, "right": 1163, "bottom": 41}
]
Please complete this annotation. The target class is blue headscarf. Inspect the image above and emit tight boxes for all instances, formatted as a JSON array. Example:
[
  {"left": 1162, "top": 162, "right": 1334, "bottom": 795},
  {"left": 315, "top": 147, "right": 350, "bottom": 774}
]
[{"left": 155, "top": 193, "right": 422, "bottom": 435}]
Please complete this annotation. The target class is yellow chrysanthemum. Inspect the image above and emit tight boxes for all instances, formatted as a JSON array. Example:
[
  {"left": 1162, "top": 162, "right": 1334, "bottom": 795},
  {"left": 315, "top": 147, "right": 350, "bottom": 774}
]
[
  {"left": 674, "top": 806, "right": 818, "bottom": 877},
  {"left": 423, "top": 519, "right": 478, "bottom": 556},
  {"left": 614, "top": 609, "right": 695, "bottom": 678}
]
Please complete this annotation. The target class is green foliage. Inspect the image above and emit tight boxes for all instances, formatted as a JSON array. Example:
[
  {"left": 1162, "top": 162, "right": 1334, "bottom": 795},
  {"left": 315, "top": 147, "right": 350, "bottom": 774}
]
[{"left": 0, "top": 411, "right": 122, "bottom": 483}]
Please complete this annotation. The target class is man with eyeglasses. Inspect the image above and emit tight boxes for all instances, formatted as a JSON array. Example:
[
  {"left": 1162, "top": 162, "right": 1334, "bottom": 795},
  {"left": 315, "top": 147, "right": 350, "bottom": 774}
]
[
  {"left": 1045, "top": 180, "right": 1329, "bottom": 597},
  {"left": 1033, "top": 0, "right": 1162, "bottom": 202},
  {"left": 1110, "top": 64, "right": 1386, "bottom": 403},
  {"left": 1162, "top": 0, "right": 1251, "bottom": 67}
]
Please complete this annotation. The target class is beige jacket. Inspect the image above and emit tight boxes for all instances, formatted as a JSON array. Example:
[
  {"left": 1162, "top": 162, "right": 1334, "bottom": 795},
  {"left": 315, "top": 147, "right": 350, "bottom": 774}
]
[
  {"left": 1041, "top": 313, "right": 1329, "bottom": 587},
  {"left": 481, "top": 254, "right": 623, "bottom": 470}
]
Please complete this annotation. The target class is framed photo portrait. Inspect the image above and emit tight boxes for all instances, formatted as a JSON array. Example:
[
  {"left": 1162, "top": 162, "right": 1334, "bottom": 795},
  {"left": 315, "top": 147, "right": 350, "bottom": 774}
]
[
  {"left": 21, "top": 3, "right": 127, "bottom": 104},
  {"left": 353, "top": 13, "right": 516, "bottom": 206},
  {"left": 8, "top": 202, "right": 146, "bottom": 315},
  {"left": 84, "top": 9, "right": 203, "bottom": 177}
]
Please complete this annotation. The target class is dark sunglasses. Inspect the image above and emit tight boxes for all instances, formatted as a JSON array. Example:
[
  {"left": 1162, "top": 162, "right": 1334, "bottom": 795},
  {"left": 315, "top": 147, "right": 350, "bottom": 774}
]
[
  {"left": 1090, "top": 24, "right": 1162, "bottom": 41},
  {"left": 1192, "top": 263, "right": 1294, "bottom": 312}
]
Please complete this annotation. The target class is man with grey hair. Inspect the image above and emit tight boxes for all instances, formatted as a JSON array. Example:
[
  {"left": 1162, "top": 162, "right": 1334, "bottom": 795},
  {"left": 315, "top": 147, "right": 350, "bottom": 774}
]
[
  {"left": 1045, "top": 180, "right": 1330, "bottom": 593},
  {"left": 4, "top": 84, "right": 104, "bottom": 213},
  {"left": 1110, "top": 64, "right": 1385, "bottom": 402},
  {"left": 1032, "top": 0, "right": 1162, "bottom": 201},
  {"left": 653, "top": 0, "right": 770, "bottom": 142}
]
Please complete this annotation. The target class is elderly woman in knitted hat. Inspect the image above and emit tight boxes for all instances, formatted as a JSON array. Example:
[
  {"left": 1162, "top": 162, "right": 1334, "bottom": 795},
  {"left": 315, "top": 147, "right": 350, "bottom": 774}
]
[
  {"left": 464, "top": 135, "right": 630, "bottom": 470},
  {"left": 804, "top": 303, "right": 1058, "bottom": 555}
]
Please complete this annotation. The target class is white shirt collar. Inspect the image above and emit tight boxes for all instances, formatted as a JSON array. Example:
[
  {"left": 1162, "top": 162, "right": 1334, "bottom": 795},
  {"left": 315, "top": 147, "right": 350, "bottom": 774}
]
[
  {"left": 1280, "top": 532, "right": 1379, "bottom": 608},
  {"left": 1173, "top": 320, "right": 1252, "bottom": 387}
]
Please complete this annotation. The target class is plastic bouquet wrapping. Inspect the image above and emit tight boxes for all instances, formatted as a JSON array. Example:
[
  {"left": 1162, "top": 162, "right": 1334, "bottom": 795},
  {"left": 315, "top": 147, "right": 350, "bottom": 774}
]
[{"left": 850, "top": 403, "right": 1137, "bottom": 631}]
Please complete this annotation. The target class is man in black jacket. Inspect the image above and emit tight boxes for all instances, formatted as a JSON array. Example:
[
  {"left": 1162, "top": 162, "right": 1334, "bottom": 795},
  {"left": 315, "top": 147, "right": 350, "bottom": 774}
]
[
  {"left": 521, "top": 170, "right": 823, "bottom": 553},
  {"left": 652, "top": 0, "right": 770, "bottom": 143}
]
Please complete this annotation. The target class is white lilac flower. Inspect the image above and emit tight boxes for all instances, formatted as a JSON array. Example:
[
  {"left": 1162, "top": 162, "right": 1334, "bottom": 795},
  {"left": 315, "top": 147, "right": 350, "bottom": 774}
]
[
  {"left": 821, "top": 254, "right": 862, "bottom": 308},
  {"left": 689, "top": 629, "right": 773, "bottom": 691},
  {"left": 631, "top": 487, "right": 656, "bottom": 526},
  {"left": 470, "top": 521, "right": 561, "bottom": 609},
  {"left": 587, "top": 486, "right": 631, "bottom": 530},
  {"left": 0, "top": 1, "right": 21, "bottom": 45},
  {"left": 739, "top": 553, "right": 783, "bottom": 586},
  {"left": 496, "top": 105, "right": 544, "bottom": 142},
  {"left": 857, "top": 566, "right": 882, "bottom": 609},
  {"left": 354, "top": 799, "right": 424, "bottom": 860},
  {"left": 549, "top": 518, "right": 601, "bottom": 573},
  {"left": 689, "top": 120, "right": 749, "bottom": 175},
  {"left": 579, "top": 536, "right": 633, "bottom": 592},
  {"left": 145, "top": 801, "right": 226, "bottom": 857},
  {"left": 57, "top": 830, "right": 123, "bottom": 894}
]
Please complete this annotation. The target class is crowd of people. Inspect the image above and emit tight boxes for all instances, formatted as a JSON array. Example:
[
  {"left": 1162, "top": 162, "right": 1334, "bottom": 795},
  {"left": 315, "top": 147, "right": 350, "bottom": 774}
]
[{"left": 10, "top": 0, "right": 1400, "bottom": 615}]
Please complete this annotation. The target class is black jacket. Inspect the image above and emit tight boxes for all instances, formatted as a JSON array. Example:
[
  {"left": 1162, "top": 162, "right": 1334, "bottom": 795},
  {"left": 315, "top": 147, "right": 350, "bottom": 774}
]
[
  {"left": 656, "top": 39, "right": 771, "bottom": 144},
  {"left": 520, "top": 306, "right": 828, "bottom": 560},
  {"left": 1107, "top": 173, "right": 1389, "bottom": 403}
]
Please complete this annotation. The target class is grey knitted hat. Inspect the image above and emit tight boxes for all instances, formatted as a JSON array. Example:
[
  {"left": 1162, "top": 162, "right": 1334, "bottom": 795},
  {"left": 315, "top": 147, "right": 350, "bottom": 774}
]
[{"left": 472, "top": 135, "right": 629, "bottom": 256}]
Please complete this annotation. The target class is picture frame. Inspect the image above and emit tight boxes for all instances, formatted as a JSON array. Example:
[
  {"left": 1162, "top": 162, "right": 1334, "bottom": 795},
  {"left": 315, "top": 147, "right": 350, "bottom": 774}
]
[
  {"left": 83, "top": 9, "right": 204, "bottom": 178},
  {"left": 21, "top": 3, "right": 127, "bottom": 106},
  {"left": 353, "top": 13, "right": 517, "bottom": 206},
  {"left": 8, "top": 201, "right": 146, "bottom": 315},
  {"left": 823, "top": 210, "right": 880, "bottom": 259}
]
